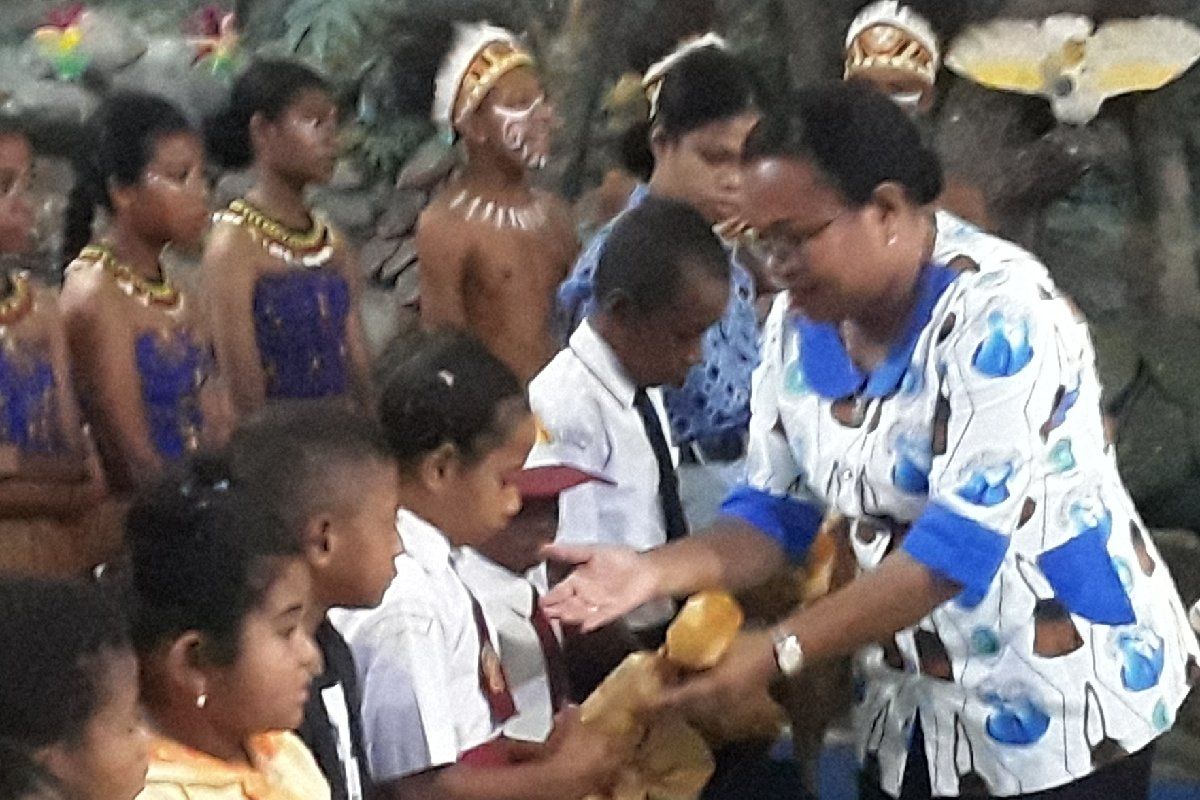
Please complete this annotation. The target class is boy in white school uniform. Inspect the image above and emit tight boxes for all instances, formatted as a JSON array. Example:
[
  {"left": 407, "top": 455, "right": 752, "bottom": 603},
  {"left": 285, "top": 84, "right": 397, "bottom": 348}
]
[
  {"left": 457, "top": 443, "right": 611, "bottom": 742},
  {"left": 530, "top": 196, "right": 731, "bottom": 645}
]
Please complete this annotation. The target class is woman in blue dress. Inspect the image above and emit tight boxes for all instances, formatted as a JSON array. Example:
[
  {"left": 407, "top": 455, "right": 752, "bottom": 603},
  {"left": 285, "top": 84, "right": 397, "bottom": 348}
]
[
  {"left": 201, "top": 59, "right": 372, "bottom": 418},
  {"left": 60, "top": 92, "right": 228, "bottom": 497}
]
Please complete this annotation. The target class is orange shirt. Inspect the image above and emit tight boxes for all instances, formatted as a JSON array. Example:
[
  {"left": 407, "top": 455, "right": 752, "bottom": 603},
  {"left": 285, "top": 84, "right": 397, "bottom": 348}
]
[{"left": 138, "top": 732, "right": 330, "bottom": 800}]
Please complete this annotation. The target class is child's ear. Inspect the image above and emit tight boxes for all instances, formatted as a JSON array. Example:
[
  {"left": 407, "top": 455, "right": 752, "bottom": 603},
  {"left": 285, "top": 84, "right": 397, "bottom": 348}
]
[
  {"left": 419, "top": 443, "right": 459, "bottom": 492},
  {"left": 303, "top": 516, "right": 336, "bottom": 569},
  {"left": 165, "top": 632, "right": 210, "bottom": 706}
]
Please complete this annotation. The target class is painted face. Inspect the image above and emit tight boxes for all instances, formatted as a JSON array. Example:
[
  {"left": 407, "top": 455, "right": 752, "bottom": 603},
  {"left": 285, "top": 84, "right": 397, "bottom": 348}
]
[
  {"left": 127, "top": 131, "right": 211, "bottom": 248},
  {"left": 481, "top": 67, "right": 557, "bottom": 172},
  {"left": 203, "top": 559, "right": 320, "bottom": 735},
  {"left": 492, "top": 95, "right": 555, "bottom": 170},
  {"left": 848, "top": 69, "right": 933, "bottom": 117},
  {"left": 0, "top": 133, "right": 33, "bottom": 254},
  {"left": 263, "top": 88, "right": 339, "bottom": 185},
  {"left": 44, "top": 651, "right": 149, "bottom": 800}
]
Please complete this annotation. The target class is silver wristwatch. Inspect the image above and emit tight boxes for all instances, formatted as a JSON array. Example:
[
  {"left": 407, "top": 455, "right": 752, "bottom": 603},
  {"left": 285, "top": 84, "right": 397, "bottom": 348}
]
[{"left": 771, "top": 626, "right": 805, "bottom": 677}]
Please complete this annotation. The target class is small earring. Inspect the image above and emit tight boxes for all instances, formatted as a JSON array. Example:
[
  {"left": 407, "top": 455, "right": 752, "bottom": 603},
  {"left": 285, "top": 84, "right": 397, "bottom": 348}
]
[
  {"left": 196, "top": 693, "right": 207, "bottom": 710},
  {"left": 887, "top": 234, "right": 898, "bottom": 247}
]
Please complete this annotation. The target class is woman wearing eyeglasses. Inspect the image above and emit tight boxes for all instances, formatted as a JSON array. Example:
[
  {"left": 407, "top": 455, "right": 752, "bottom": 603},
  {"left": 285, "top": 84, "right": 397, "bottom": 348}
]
[
  {"left": 544, "top": 84, "right": 1200, "bottom": 800},
  {"left": 60, "top": 92, "right": 228, "bottom": 501}
]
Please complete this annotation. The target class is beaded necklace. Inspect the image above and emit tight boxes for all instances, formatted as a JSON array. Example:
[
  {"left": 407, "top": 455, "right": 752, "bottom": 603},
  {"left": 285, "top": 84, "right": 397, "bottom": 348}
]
[
  {"left": 79, "top": 245, "right": 182, "bottom": 309},
  {"left": 0, "top": 271, "right": 34, "bottom": 328},
  {"left": 215, "top": 199, "right": 336, "bottom": 268}
]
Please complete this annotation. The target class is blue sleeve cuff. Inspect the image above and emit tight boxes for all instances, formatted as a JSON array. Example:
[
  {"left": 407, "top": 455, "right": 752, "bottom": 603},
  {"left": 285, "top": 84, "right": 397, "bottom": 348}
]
[
  {"left": 719, "top": 485, "right": 823, "bottom": 561},
  {"left": 902, "top": 503, "right": 1009, "bottom": 608}
]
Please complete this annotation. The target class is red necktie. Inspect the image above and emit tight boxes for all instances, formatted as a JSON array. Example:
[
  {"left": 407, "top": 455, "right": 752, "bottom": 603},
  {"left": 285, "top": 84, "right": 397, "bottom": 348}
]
[
  {"left": 469, "top": 593, "right": 516, "bottom": 725},
  {"left": 530, "top": 588, "right": 571, "bottom": 711}
]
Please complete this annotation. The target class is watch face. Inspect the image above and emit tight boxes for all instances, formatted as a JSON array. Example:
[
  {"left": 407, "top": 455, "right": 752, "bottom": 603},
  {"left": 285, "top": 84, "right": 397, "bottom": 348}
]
[{"left": 775, "top": 634, "right": 804, "bottom": 675}]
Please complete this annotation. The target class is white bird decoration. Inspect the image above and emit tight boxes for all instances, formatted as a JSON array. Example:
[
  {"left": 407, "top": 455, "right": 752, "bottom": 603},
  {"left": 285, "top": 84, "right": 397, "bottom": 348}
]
[{"left": 945, "top": 15, "right": 1200, "bottom": 125}]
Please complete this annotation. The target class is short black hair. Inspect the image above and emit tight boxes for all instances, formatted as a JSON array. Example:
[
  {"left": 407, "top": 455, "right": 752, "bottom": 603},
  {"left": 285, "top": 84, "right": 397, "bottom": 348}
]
[
  {"left": 64, "top": 91, "right": 194, "bottom": 266},
  {"left": 594, "top": 196, "right": 729, "bottom": 316},
  {"left": 0, "top": 577, "right": 130, "bottom": 749},
  {"left": 744, "top": 82, "right": 942, "bottom": 206},
  {"left": 652, "top": 45, "right": 758, "bottom": 140},
  {"left": 377, "top": 329, "right": 528, "bottom": 470},
  {"left": 205, "top": 59, "right": 332, "bottom": 170},
  {"left": 126, "top": 453, "right": 302, "bottom": 664},
  {"left": 228, "top": 400, "right": 394, "bottom": 536},
  {"left": 0, "top": 741, "right": 66, "bottom": 800}
]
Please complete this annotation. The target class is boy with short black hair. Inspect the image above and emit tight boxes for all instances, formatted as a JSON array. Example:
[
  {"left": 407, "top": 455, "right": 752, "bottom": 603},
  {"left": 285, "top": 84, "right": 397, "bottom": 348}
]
[
  {"left": 532, "top": 196, "right": 731, "bottom": 641},
  {"left": 457, "top": 445, "right": 613, "bottom": 741},
  {"left": 227, "top": 400, "right": 403, "bottom": 800}
]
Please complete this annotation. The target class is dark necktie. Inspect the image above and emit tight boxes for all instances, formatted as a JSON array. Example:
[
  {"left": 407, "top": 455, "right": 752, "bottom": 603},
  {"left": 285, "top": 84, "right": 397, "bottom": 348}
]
[
  {"left": 530, "top": 588, "right": 570, "bottom": 711},
  {"left": 633, "top": 388, "right": 687, "bottom": 542},
  {"left": 468, "top": 593, "right": 516, "bottom": 725}
]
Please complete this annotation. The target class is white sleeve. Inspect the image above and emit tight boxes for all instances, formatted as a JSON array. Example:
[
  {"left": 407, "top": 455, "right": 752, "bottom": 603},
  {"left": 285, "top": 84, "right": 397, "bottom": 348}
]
[{"left": 351, "top": 607, "right": 459, "bottom": 780}]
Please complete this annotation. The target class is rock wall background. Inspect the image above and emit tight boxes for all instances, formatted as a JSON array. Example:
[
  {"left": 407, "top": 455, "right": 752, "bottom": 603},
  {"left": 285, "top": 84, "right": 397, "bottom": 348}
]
[{"left": 1, "top": 0, "right": 1199, "bottom": 585}]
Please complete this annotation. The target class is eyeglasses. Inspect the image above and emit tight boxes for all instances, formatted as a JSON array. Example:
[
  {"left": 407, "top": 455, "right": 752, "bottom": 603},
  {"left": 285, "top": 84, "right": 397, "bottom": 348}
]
[{"left": 744, "top": 208, "right": 849, "bottom": 265}]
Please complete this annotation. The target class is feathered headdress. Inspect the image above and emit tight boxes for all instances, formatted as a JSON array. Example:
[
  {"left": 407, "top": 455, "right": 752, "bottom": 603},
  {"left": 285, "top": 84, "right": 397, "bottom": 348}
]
[
  {"left": 642, "top": 32, "right": 729, "bottom": 120},
  {"left": 432, "top": 22, "right": 534, "bottom": 138},
  {"left": 844, "top": 1, "right": 940, "bottom": 84}
]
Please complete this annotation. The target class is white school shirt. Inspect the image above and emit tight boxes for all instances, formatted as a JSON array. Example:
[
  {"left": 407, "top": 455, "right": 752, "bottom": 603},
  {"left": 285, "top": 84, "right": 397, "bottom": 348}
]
[
  {"left": 736, "top": 231, "right": 1200, "bottom": 797},
  {"left": 333, "top": 511, "right": 499, "bottom": 782},
  {"left": 456, "top": 549, "right": 556, "bottom": 743},
  {"left": 529, "top": 319, "right": 678, "bottom": 628}
]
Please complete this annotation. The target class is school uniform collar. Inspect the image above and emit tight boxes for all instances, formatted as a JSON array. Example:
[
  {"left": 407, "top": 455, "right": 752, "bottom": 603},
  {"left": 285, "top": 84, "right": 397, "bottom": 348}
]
[
  {"left": 397, "top": 509, "right": 456, "bottom": 575},
  {"left": 568, "top": 319, "right": 639, "bottom": 409},
  {"left": 795, "top": 263, "right": 960, "bottom": 400},
  {"left": 455, "top": 548, "right": 536, "bottom": 618}
]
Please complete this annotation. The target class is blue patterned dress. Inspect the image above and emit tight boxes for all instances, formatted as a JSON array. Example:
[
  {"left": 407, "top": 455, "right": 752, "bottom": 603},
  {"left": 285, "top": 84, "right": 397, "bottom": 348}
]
[
  {"left": 721, "top": 224, "right": 1200, "bottom": 796},
  {"left": 134, "top": 328, "right": 210, "bottom": 462},
  {"left": 252, "top": 269, "right": 351, "bottom": 401}
]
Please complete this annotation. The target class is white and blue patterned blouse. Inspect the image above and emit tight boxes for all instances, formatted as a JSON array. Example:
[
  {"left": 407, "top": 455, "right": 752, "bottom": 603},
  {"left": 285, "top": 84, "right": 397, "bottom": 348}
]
[
  {"left": 556, "top": 184, "right": 759, "bottom": 446},
  {"left": 720, "top": 220, "right": 1200, "bottom": 796}
]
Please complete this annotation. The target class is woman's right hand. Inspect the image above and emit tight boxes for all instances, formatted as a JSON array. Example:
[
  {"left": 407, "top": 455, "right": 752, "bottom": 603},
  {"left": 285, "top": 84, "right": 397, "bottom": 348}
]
[
  {"left": 545, "top": 706, "right": 630, "bottom": 797},
  {"left": 541, "top": 543, "right": 661, "bottom": 632}
]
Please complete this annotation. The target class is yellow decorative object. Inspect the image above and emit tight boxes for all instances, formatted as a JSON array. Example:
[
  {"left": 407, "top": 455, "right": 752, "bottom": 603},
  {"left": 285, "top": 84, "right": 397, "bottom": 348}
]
[
  {"left": 76, "top": 245, "right": 182, "bottom": 309},
  {"left": 664, "top": 590, "right": 744, "bottom": 671},
  {"left": 946, "top": 14, "right": 1200, "bottom": 125},
  {"left": 843, "top": 1, "right": 940, "bottom": 85},
  {"left": 642, "top": 33, "right": 728, "bottom": 120},
  {"left": 432, "top": 23, "right": 535, "bottom": 137},
  {"left": 579, "top": 590, "right": 780, "bottom": 800}
]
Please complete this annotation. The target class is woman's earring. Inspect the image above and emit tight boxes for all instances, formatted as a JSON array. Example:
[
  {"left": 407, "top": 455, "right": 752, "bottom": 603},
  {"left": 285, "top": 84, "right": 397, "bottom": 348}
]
[
  {"left": 196, "top": 693, "right": 208, "bottom": 710},
  {"left": 887, "top": 233, "right": 898, "bottom": 247}
]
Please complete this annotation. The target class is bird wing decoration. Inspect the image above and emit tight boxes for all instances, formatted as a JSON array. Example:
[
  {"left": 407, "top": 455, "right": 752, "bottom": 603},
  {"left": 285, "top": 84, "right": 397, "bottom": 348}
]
[
  {"left": 947, "top": 15, "right": 1200, "bottom": 125},
  {"left": 945, "top": 16, "right": 1092, "bottom": 96},
  {"left": 1084, "top": 17, "right": 1200, "bottom": 95}
]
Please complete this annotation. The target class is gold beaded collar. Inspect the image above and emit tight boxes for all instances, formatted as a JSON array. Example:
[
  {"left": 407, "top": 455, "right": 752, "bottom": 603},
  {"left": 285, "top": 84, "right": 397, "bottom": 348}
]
[
  {"left": 78, "top": 245, "right": 182, "bottom": 309},
  {"left": 0, "top": 271, "right": 34, "bottom": 327},
  {"left": 216, "top": 199, "right": 336, "bottom": 269}
]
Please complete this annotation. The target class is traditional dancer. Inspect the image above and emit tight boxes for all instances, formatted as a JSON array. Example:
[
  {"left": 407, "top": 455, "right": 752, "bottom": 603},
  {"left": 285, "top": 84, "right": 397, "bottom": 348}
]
[{"left": 417, "top": 23, "right": 577, "bottom": 384}]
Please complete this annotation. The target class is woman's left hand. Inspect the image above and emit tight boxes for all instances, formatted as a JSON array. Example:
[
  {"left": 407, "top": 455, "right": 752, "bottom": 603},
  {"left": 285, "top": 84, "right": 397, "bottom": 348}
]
[{"left": 653, "top": 629, "right": 780, "bottom": 720}]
